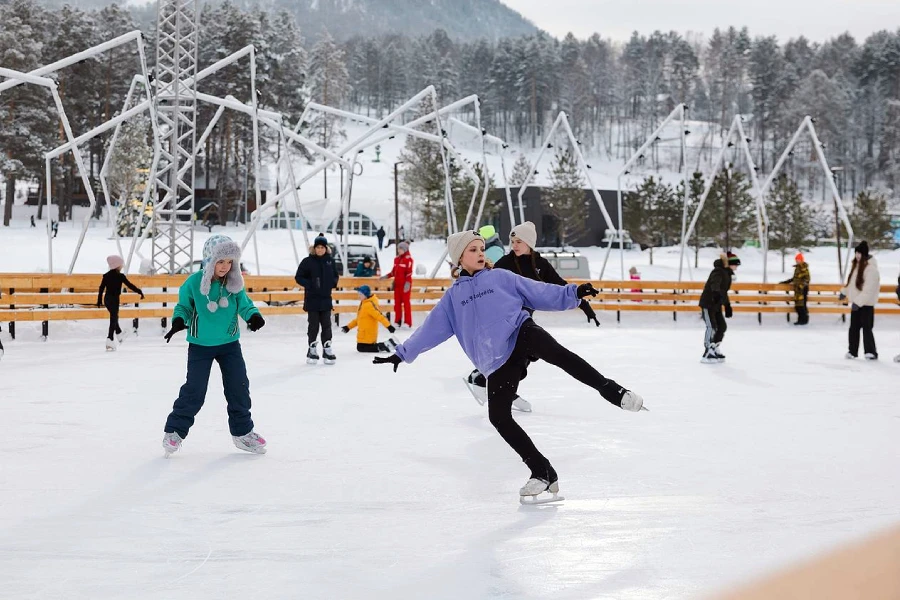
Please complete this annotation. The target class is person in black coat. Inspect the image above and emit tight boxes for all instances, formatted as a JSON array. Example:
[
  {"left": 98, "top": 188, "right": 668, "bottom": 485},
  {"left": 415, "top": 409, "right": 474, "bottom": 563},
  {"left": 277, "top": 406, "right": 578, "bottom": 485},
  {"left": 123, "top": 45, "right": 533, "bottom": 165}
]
[
  {"left": 97, "top": 255, "right": 144, "bottom": 350},
  {"left": 294, "top": 233, "right": 340, "bottom": 363},
  {"left": 376, "top": 226, "right": 386, "bottom": 250},
  {"left": 698, "top": 252, "right": 740, "bottom": 363}
]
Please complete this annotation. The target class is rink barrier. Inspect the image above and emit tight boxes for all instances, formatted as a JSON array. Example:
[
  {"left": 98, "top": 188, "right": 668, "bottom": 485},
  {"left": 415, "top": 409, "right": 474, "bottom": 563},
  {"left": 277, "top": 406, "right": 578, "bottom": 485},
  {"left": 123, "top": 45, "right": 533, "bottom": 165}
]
[{"left": 2, "top": 274, "right": 899, "bottom": 338}]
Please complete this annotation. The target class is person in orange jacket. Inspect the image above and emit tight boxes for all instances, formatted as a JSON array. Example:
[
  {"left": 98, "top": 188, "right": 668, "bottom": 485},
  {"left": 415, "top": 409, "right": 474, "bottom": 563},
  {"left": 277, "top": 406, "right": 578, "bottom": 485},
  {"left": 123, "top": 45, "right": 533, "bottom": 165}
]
[
  {"left": 384, "top": 240, "right": 414, "bottom": 328},
  {"left": 341, "top": 285, "right": 398, "bottom": 352}
]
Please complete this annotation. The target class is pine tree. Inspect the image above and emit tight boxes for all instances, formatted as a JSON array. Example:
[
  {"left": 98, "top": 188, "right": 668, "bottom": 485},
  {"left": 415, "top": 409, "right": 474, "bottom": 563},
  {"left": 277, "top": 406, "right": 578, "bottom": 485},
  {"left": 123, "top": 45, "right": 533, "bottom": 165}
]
[
  {"left": 107, "top": 115, "right": 152, "bottom": 207},
  {"left": 700, "top": 168, "right": 756, "bottom": 251},
  {"left": 766, "top": 175, "right": 814, "bottom": 271},
  {"left": 398, "top": 95, "right": 449, "bottom": 237},
  {"left": 545, "top": 149, "right": 586, "bottom": 245},
  {"left": 677, "top": 171, "right": 707, "bottom": 266},
  {"left": 308, "top": 29, "right": 351, "bottom": 150},
  {"left": 508, "top": 153, "right": 531, "bottom": 187},
  {"left": 265, "top": 10, "right": 308, "bottom": 125},
  {"left": 624, "top": 176, "right": 680, "bottom": 264},
  {"left": 849, "top": 189, "right": 893, "bottom": 249}
]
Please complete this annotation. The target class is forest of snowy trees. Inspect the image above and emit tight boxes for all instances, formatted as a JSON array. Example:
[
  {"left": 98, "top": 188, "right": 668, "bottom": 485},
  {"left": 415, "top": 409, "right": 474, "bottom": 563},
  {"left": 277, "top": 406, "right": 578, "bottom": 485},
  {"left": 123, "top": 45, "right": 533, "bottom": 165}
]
[{"left": 1, "top": 0, "right": 899, "bottom": 240}]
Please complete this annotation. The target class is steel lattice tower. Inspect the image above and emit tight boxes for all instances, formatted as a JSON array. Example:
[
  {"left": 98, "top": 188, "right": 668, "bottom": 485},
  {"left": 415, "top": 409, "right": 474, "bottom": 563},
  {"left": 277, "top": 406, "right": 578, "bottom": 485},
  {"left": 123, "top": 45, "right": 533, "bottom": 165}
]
[{"left": 152, "top": 0, "right": 199, "bottom": 274}]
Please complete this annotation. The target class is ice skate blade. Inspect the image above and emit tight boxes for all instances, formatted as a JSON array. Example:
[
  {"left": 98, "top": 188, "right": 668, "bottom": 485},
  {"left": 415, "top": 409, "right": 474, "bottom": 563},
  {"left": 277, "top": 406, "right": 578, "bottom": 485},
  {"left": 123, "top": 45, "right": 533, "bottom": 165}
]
[
  {"left": 640, "top": 405, "right": 649, "bottom": 412},
  {"left": 323, "top": 358, "right": 336, "bottom": 365},
  {"left": 306, "top": 358, "right": 318, "bottom": 364},
  {"left": 463, "top": 377, "right": 487, "bottom": 406},
  {"left": 520, "top": 492, "right": 564, "bottom": 505}
]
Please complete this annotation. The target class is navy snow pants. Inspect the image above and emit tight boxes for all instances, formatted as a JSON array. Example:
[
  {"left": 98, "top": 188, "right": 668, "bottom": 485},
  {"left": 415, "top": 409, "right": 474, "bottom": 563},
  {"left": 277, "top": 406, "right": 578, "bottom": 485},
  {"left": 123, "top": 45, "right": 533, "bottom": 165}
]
[{"left": 164, "top": 341, "right": 254, "bottom": 439}]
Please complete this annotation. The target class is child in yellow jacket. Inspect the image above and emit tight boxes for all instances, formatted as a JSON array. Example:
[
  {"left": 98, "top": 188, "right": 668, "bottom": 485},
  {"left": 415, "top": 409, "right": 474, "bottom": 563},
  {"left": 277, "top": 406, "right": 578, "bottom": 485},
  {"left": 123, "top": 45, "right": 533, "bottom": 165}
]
[{"left": 341, "top": 285, "right": 397, "bottom": 352}]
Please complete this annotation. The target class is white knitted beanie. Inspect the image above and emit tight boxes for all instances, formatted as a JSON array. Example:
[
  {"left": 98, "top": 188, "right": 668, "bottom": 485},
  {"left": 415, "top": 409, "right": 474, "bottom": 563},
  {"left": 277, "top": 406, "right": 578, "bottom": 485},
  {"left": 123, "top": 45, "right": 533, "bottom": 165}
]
[
  {"left": 509, "top": 221, "right": 537, "bottom": 249},
  {"left": 447, "top": 230, "right": 483, "bottom": 266}
]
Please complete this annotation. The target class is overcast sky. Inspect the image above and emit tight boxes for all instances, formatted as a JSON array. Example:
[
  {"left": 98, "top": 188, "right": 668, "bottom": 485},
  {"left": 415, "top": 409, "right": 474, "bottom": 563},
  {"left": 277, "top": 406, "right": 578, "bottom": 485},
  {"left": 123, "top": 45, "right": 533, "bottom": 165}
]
[{"left": 501, "top": 0, "right": 900, "bottom": 43}]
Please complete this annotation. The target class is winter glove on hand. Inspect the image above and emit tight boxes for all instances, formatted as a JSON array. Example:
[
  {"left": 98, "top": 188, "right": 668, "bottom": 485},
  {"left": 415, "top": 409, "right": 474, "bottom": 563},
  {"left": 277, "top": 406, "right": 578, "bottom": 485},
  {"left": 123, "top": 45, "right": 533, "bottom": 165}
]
[
  {"left": 247, "top": 313, "right": 265, "bottom": 332},
  {"left": 839, "top": 292, "right": 847, "bottom": 302},
  {"left": 895, "top": 285, "right": 900, "bottom": 302},
  {"left": 341, "top": 325, "right": 350, "bottom": 334},
  {"left": 387, "top": 325, "right": 396, "bottom": 333},
  {"left": 403, "top": 281, "right": 411, "bottom": 293},
  {"left": 576, "top": 283, "right": 599, "bottom": 299},
  {"left": 164, "top": 317, "right": 187, "bottom": 343},
  {"left": 373, "top": 354, "right": 402, "bottom": 372},
  {"left": 851, "top": 303, "right": 860, "bottom": 312},
  {"left": 139, "top": 290, "right": 145, "bottom": 300},
  {"left": 724, "top": 304, "right": 733, "bottom": 319}
]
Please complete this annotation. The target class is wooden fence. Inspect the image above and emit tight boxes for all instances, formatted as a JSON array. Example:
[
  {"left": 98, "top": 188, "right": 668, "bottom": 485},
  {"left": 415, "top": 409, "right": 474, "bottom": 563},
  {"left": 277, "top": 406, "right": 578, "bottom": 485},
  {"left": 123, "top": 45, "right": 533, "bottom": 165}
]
[{"left": 1, "top": 273, "right": 898, "bottom": 339}]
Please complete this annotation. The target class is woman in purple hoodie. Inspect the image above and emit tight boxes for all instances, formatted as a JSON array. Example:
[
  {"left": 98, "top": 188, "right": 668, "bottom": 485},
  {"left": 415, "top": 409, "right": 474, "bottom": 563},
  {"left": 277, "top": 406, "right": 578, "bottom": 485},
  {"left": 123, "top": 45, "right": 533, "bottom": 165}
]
[{"left": 374, "top": 230, "right": 644, "bottom": 501}]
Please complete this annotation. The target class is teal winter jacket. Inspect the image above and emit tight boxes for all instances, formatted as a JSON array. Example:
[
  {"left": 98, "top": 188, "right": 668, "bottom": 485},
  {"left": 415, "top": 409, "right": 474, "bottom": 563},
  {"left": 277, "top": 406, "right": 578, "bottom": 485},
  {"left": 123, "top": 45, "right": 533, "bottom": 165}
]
[{"left": 173, "top": 271, "right": 261, "bottom": 346}]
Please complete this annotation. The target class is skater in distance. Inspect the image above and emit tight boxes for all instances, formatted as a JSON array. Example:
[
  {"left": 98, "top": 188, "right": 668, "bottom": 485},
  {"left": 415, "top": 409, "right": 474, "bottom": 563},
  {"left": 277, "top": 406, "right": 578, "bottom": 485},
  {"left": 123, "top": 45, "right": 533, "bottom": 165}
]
[
  {"left": 161, "top": 235, "right": 267, "bottom": 456},
  {"left": 341, "top": 285, "right": 399, "bottom": 353},
  {"left": 97, "top": 254, "right": 144, "bottom": 351},
  {"left": 699, "top": 251, "right": 740, "bottom": 363},
  {"left": 373, "top": 229, "right": 644, "bottom": 503},
  {"left": 295, "top": 234, "right": 340, "bottom": 365},
  {"left": 840, "top": 241, "right": 879, "bottom": 360}
]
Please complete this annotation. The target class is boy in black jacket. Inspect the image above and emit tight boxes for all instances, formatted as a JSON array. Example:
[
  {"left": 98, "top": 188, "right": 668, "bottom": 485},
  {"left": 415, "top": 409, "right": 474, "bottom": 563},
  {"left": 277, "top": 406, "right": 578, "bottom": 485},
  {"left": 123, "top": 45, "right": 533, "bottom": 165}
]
[
  {"left": 295, "top": 233, "right": 340, "bottom": 364},
  {"left": 699, "top": 251, "right": 740, "bottom": 363}
]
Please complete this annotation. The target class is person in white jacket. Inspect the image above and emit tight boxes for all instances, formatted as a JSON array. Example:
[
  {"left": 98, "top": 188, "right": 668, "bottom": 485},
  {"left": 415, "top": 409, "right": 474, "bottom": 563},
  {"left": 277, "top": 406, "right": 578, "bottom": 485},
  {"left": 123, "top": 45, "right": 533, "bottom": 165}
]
[{"left": 840, "top": 241, "right": 880, "bottom": 359}]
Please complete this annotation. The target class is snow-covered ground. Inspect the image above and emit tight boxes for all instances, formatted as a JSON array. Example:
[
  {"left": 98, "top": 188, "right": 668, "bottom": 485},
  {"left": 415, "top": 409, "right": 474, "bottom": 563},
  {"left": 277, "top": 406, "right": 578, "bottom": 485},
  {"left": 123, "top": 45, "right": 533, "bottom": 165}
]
[{"left": 2, "top": 212, "right": 900, "bottom": 599}]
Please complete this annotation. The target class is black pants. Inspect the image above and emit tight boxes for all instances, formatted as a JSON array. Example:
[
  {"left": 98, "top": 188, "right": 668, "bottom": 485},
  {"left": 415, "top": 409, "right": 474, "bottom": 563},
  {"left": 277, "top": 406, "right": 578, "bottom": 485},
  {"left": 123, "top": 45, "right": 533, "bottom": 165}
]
[
  {"left": 848, "top": 306, "right": 877, "bottom": 357},
  {"left": 104, "top": 297, "right": 121, "bottom": 340},
  {"left": 357, "top": 342, "right": 389, "bottom": 353},
  {"left": 795, "top": 287, "right": 809, "bottom": 324},
  {"left": 701, "top": 307, "right": 726, "bottom": 348},
  {"left": 164, "top": 341, "right": 254, "bottom": 439},
  {"left": 307, "top": 310, "right": 332, "bottom": 345},
  {"left": 487, "top": 319, "right": 626, "bottom": 478}
]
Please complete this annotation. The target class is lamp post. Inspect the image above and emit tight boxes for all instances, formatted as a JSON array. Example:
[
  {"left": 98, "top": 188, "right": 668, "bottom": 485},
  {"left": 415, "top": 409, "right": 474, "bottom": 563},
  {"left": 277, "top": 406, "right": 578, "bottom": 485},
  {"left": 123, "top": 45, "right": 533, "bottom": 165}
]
[
  {"left": 831, "top": 166, "right": 844, "bottom": 275},
  {"left": 394, "top": 160, "right": 405, "bottom": 255}
]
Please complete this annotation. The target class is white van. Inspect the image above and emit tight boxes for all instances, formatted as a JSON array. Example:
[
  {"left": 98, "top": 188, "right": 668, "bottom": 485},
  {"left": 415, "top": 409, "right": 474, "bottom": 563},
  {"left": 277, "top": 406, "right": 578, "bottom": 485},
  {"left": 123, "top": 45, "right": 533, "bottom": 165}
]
[{"left": 534, "top": 248, "right": 591, "bottom": 279}]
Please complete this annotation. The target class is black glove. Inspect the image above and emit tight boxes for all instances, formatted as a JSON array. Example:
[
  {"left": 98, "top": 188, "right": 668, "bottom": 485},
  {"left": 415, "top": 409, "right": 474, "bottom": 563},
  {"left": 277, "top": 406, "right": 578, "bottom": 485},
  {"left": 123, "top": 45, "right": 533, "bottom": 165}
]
[
  {"left": 580, "top": 301, "right": 600, "bottom": 327},
  {"left": 387, "top": 325, "right": 396, "bottom": 333},
  {"left": 247, "top": 313, "right": 265, "bottom": 332},
  {"left": 895, "top": 285, "right": 899, "bottom": 302},
  {"left": 839, "top": 292, "right": 847, "bottom": 302},
  {"left": 373, "top": 354, "right": 402, "bottom": 372},
  {"left": 139, "top": 290, "right": 145, "bottom": 300},
  {"left": 724, "top": 304, "right": 733, "bottom": 319},
  {"left": 164, "top": 317, "right": 187, "bottom": 343},
  {"left": 576, "top": 283, "right": 599, "bottom": 299},
  {"left": 341, "top": 325, "right": 350, "bottom": 333}
]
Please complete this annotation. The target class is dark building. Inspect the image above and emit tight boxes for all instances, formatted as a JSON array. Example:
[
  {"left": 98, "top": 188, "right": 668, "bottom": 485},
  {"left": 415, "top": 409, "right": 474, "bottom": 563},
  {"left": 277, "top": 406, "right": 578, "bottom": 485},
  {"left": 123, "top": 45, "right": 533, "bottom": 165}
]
[{"left": 491, "top": 186, "right": 622, "bottom": 247}]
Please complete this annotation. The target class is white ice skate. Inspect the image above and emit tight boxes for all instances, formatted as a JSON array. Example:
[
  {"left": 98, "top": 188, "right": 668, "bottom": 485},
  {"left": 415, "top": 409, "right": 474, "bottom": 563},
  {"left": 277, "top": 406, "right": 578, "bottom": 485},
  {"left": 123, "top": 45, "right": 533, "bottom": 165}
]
[
  {"left": 463, "top": 374, "right": 532, "bottom": 412},
  {"left": 700, "top": 347, "right": 719, "bottom": 364},
  {"left": 864, "top": 353, "right": 878, "bottom": 360},
  {"left": 233, "top": 430, "right": 267, "bottom": 454},
  {"left": 162, "top": 431, "right": 183, "bottom": 457},
  {"left": 384, "top": 336, "right": 399, "bottom": 353},
  {"left": 307, "top": 342, "right": 319, "bottom": 364},
  {"left": 117, "top": 330, "right": 130, "bottom": 344},
  {"left": 620, "top": 390, "right": 646, "bottom": 412},
  {"left": 105, "top": 338, "right": 118, "bottom": 352},
  {"left": 519, "top": 478, "right": 564, "bottom": 505},
  {"left": 323, "top": 341, "right": 336, "bottom": 365},
  {"left": 711, "top": 343, "right": 725, "bottom": 362}
]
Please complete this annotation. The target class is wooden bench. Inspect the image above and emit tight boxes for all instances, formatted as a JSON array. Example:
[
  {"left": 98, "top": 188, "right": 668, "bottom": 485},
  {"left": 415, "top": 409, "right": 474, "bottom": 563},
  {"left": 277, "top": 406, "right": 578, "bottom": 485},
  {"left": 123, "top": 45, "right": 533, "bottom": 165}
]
[{"left": 2, "top": 274, "right": 898, "bottom": 339}]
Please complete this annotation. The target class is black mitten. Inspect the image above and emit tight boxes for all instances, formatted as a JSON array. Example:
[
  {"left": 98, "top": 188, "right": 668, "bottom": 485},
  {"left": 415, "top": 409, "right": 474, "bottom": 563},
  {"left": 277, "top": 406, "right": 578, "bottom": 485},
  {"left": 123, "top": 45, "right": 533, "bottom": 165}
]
[
  {"left": 164, "top": 317, "right": 187, "bottom": 343},
  {"left": 341, "top": 325, "right": 350, "bottom": 333},
  {"left": 580, "top": 300, "right": 600, "bottom": 327},
  {"left": 373, "top": 354, "right": 402, "bottom": 372},
  {"left": 247, "top": 313, "right": 265, "bottom": 332},
  {"left": 387, "top": 325, "right": 396, "bottom": 333},
  {"left": 724, "top": 304, "right": 733, "bottom": 319},
  {"left": 576, "top": 283, "right": 599, "bottom": 299}
]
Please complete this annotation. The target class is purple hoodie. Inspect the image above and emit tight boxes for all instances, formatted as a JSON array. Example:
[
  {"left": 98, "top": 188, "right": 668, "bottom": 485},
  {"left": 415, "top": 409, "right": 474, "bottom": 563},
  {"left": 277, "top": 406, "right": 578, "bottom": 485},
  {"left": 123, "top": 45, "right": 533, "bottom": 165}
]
[{"left": 394, "top": 267, "right": 579, "bottom": 376}]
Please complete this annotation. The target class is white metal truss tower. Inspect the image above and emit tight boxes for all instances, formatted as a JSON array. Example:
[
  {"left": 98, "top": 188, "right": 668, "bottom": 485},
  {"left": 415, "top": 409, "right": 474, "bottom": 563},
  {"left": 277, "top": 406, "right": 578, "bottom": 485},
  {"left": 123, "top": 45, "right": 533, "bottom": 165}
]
[{"left": 152, "top": 0, "right": 200, "bottom": 274}]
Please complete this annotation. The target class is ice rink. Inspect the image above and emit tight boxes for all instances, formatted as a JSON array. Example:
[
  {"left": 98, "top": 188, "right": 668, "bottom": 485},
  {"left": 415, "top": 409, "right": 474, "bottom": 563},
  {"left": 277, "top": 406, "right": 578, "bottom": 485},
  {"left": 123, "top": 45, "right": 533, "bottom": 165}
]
[{"left": 3, "top": 310, "right": 899, "bottom": 599}]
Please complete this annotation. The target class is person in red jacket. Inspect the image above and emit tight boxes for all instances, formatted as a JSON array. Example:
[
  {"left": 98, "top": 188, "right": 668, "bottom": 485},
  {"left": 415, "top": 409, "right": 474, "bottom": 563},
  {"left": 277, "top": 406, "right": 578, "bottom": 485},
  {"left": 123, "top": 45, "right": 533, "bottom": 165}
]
[{"left": 385, "top": 241, "right": 414, "bottom": 328}]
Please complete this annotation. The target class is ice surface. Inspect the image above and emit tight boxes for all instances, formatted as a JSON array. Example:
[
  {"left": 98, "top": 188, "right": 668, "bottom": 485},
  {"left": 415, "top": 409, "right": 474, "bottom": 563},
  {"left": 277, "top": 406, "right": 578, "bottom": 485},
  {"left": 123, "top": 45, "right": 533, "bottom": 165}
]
[{"left": 2, "top": 310, "right": 899, "bottom": 599}]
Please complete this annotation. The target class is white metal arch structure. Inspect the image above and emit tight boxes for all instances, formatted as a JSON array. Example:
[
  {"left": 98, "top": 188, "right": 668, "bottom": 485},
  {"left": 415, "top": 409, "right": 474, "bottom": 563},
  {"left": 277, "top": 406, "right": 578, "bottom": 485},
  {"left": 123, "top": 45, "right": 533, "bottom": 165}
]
[
  {"left": 679, "top": 114, "right": 769, "bottom": 282},
  {"left": 758, "top": 116, "right": 854, "bottom": 282},
  {"left": 603, "top": 104, "right": 690, "bottom": 281},
  {"left": 0, "top": 67, "right": 84, "bottom": 273},
  {"left": 0, "top": 30, "right": 156, "bottom": 273},
  {"left": 515, "top": 111, "right": 617, "bottom": 263}
]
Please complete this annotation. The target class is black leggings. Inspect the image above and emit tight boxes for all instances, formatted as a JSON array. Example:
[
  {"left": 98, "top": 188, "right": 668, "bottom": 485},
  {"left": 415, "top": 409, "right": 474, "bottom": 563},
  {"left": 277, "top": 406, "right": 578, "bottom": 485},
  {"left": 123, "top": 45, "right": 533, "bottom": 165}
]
[
  {"left": 487, "top": 319, "right": 626, "bottom": 477},
  {"left": 357, "top": 342, "right": 389, "bottom": 353},
  {"left": 105, "top": 297, "right": 121, "bottom": 340},
  {"left": 848, "top": 306, "right": 876, "bottom": 357},
  {"left": 307, "top": 310, "right": 332, "bottom": 345}
]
